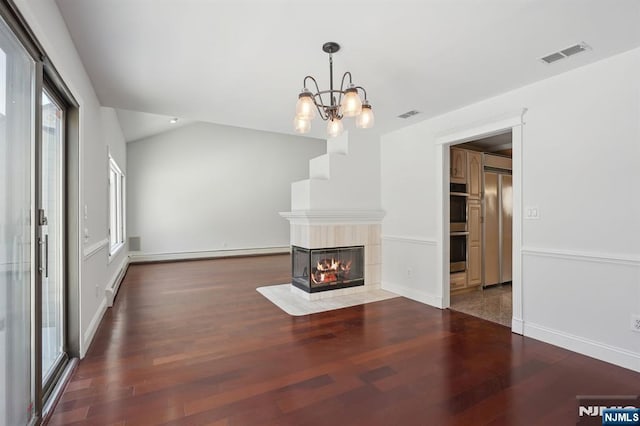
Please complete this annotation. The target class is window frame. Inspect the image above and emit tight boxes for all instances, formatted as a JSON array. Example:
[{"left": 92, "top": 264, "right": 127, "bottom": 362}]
[{"left": 108, "top": 154, "right": 125, "bottom": 259}]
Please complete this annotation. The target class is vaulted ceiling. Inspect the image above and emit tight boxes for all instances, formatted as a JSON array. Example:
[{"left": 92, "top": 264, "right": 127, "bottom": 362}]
[{"left": 56, "top": 0, "right": 640, "bottom": 140}]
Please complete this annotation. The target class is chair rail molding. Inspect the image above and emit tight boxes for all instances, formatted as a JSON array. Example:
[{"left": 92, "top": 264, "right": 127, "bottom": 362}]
[
  {"left": 83, "top": 238, "right": 108, "bottom": 260},
  {"left": 521, "top": 247, "right": 640, "bottom": 266},
  {"left": 382, "top": 235, "right": 438, "bottom": 246}
]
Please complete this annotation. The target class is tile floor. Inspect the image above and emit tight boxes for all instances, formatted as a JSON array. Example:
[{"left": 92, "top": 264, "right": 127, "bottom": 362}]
[{"left": 450, "top": 283, "right": 512, "bottom": 327}]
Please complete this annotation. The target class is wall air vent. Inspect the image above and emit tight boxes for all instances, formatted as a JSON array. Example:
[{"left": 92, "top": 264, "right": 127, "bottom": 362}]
[
  {"left": 398, "top": 110, "right": 420, "bottom": 119},
  {"left": 541, "top": 42, "right": 590, "bottom": 64}
]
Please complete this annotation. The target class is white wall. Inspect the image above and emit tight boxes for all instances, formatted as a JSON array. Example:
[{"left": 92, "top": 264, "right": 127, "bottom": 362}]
[
  {"left": 381, "top": 47, "right": 640, "bottom": 371},
  {"left": 15, "top": 0, "right": 128, "bottom": 356},
  {"left": 127, "top": 122, "right": 325, "bottom": 257},
  {"left": 291, "top": 131, "right": 382, "bottom": 211}
]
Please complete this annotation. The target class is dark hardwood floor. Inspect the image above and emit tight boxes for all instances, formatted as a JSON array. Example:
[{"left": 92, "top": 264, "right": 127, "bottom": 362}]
[{"left": 49, "top": 254, "right": 639, "bottom": 425}]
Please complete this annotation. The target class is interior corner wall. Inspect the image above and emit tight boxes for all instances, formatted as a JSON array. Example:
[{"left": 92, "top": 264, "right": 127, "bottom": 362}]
[
  {"left": 330, "top": 131, "right": 382, "bottom": 210},
  {"left": 294, "top": 130, "right": 382, "bottom": 211},
  {"left": 381, "top": 47, "right": 640, "bottom": 372},
  {"left": 126, "top": 122, "right": 325, "bottom": 258},
  {"left": 14, "top": 0, "right": 128, "bottom": 357}
]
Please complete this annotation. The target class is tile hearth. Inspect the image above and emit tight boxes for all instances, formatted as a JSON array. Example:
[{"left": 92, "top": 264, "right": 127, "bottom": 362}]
[{"left": 257, "top": 284, "right": 398, "bottom": 316}]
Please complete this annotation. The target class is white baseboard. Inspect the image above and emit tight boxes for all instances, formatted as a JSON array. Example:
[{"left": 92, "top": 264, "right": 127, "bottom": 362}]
[
  {"left": 105, "top": 256, "right": 130, "bottom": 307},
  {"left": 129, "top": 246, "right": 290, "bottom": 263},
  {"left": 511, "top": 318, "right": 524, "bottom": 335},
  {"left": 523, "top": 322, "right": 640, "bottom": 373},
  {"left": 382, "top": 281, "right": 443, "bottom": 309},
  {"left": 81, "top": 297, "right": 107, "bottom": 358}
]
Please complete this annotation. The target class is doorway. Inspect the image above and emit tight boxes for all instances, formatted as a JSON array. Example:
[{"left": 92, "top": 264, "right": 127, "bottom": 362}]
[
  {"left": 436, "top": 112, "right": 525, "bottom": 334},
  {"left": 448, "top": 133, "right": 513, "bottom": 326}
]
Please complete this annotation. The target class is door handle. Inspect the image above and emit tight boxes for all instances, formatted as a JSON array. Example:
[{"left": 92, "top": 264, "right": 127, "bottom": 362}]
[
  {"left": 44, "top": 234, "right": 49, "bottom": 278},
  {"left": 39, "top": 234, "right": 49, "bottom": 278}
]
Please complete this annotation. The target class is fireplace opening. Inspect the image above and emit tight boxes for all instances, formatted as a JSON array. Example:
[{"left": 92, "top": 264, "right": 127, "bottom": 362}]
[{"left": 292, "top": 245, "right": 365, "bottom": 293}]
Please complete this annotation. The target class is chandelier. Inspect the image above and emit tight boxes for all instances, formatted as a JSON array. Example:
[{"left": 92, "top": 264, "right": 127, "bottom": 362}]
[{"left": 294, "top": 42, "right": 374, "bottom": 137}]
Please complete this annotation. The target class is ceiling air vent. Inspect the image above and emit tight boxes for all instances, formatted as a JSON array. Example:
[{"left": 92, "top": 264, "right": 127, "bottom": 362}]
[
  {"left": 398, "top": 110, "right": 420, "bottom": 119},
  {"left": 541, "top": 42, "right": 590, "bottom": 64},
  {"left": 541, "top": 52, "right": 564, "bottom": 64}
]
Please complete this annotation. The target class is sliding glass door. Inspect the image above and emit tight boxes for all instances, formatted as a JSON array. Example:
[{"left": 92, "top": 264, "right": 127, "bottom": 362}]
[
  {"left": 0, "top": 14, "right": 36, "bottom": 426},
  {"left": 40, "top": 89, "right": 66, "bottom": 394},
  {"left": 0, "top": 6, "right": 74, "bottom": 423}
]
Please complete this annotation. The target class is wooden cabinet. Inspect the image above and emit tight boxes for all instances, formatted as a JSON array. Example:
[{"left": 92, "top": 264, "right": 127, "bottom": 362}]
[
  {"left": 450, "top": 271, "right": 467, "bottom": 292},
  {"left": 467, "top": 199, "right": 482, "bottom": 287},
  {"left": 450, "top": 148, "right": 467, "bottom": 184},
  {"left": 450, "top": 148, "right": 484, "bottom": 294},
  {"left": 467, "top": 151, "right": 482, "bottom": 200}
]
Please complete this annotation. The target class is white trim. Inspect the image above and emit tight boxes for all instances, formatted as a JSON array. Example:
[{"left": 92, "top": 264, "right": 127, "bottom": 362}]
[
  {"left": 81, "top": 297, "right": 107, "bottom": 358},
  {"left": 437, "top": 110, "right": 526, "bottom": 316},
  {"left": 129, "top": 246, "right": 290, "bottom": 263},
  {"left": 105, "top": 255, "right": 129, "bottom": 307},
  {"left": 522, "top": 247, "right": 640, "bottom": 266},
  {"left": 435, "top": 109, "right": 527, "bottom": 145},
  {"left": 382, "top": 281, "right": 444, "bottom": 309},
  {"left": 82, "top": 238, "right": 108, "bottom": 259},
  {"left": 382, "top": 235, "right": 438, "bottom": 245},
  {"left": 280, "top": 210, "right": 386, "bottom": 225},
  {"left": 108, "top": 241, "right": 125, "bottom": 263},
  {"left": 523, "top": 322, "right": 640, "bottom": 373},
  {"left": 511, "top": 318, "right": 524, "bottom": 335}
]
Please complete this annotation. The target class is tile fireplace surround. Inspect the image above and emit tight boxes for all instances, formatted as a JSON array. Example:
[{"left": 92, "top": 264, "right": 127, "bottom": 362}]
[{"left": 280, "top": 210, "right": 385, "bottom": 301}]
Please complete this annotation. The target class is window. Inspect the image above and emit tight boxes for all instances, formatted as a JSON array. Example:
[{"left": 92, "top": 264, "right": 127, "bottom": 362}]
[{"left": 108, "top": 155, "right": 125, "bottom": 256}]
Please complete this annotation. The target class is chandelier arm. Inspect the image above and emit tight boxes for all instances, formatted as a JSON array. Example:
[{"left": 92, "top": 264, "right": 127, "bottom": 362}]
[
  {"left": 355, "top": 86, "right": 368, "bottom": 101},
  {"left": 337, "top": 71, "right": 353, "bottom": 107},
  {"left": 311, "top": 92, "right": 330, "bottom": 117},
  {"left": 339, "top": 72, "right": 353, "bottom": 91},
  {"left": 313, "top": 100, "right": 330, "bottom": 121},
  {"left": 303, "top": 75, "right": 321, "bottom": 93},
  {"left": 304, "top": 76, "right": 332, "bottom": 118}
]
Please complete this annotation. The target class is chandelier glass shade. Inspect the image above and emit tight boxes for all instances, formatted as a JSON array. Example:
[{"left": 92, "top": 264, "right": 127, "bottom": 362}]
[{"left": 294, "top": 42, "right": 374, "bottom": 137}]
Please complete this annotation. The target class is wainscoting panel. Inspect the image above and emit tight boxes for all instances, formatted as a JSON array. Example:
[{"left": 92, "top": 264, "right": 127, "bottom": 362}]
[
  {"left": 381, "top": 235, "right": 442, "bottom": 308},
  {"left": 522, "top": 248, "right": 640, "bottom": 372}
]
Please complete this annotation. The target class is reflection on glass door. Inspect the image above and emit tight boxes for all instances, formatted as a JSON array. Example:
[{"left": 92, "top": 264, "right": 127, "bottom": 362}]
[
  {"left": 0, "top": 15, "right": 36, "bottom": 426},
  {"left": 41, "top": 90, "right": 66, "bottom": 389}
]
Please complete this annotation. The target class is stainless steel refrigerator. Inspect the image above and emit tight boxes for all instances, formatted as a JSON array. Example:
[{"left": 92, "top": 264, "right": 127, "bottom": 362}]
[{"left": 483, "top": 170, "right": 512, "bottom": 286}]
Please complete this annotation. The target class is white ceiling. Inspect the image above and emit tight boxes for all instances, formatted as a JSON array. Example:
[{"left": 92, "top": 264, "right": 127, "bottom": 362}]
[
  {"left": 115, "top": 109, "right": 194, "bottom": 142},
  {"left": 56, "top": 0, "right": 640, "bottom": 139}
]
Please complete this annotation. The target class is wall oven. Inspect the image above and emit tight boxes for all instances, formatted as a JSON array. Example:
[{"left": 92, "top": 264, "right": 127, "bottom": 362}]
[
  {"left": 450, "top": 183, "right": 468, "bottom": 232},
  {"left": 450, "top": 233, "right": 468, "bottom": 273}
]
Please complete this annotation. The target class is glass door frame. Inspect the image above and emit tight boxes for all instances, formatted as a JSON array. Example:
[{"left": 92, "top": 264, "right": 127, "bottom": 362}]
[{"left": 39, "top": 83, "right": 69, "bottom": 402}]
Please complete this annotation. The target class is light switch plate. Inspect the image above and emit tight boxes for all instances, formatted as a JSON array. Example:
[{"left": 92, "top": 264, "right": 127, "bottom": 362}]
[{"left": 525, "top": 206, "right": 540, "bottom": 220}]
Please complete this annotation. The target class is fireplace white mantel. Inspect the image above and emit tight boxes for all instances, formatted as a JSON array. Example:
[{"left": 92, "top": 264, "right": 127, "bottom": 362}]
[
  {"left": 280, "top": 209, "right": 385, "bottom": 225},
  {"left": 280, "top": 209, "right": 385, "bottom": 300}
]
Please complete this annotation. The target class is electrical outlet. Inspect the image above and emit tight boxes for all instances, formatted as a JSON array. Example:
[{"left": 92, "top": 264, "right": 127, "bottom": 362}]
[
  {"left": 631, "top": 314, "right": 640, "bottom": 333},
  {"left": 407, "top": 268, "right": 413, "bottom": 278}
]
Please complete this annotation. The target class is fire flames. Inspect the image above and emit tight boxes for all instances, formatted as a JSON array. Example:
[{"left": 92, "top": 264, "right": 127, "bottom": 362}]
[{"left": 311, "top": 258, "right": 352, "bottom": 284}]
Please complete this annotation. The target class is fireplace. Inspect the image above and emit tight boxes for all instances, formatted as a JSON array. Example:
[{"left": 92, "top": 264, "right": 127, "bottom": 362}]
[{"left": 292, "top": 245, "right": 365, "bottom": 293}]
